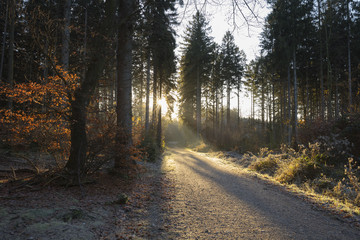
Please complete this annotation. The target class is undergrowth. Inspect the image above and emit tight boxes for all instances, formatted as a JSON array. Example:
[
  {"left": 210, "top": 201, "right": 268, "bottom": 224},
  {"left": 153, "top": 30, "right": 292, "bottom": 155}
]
[{"left": 248, "top": 134, "right": 360, "bottom": 214}]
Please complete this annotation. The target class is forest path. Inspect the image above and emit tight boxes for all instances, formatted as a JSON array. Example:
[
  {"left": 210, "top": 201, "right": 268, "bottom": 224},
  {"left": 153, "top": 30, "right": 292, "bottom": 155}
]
[{"left": 162, "top": 147, "right": 360, "bottom": 239}]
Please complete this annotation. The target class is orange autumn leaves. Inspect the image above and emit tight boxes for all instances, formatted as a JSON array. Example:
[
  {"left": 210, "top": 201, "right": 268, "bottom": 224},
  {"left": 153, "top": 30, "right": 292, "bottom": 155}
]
[{"left": 0, "top": 66, "right": 78, "bottom": 152}]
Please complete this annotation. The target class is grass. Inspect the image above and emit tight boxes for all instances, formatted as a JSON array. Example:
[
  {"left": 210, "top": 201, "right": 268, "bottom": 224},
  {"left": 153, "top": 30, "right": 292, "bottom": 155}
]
[{"left": 251, "top": 156, "right": 360, "bottom": 218}]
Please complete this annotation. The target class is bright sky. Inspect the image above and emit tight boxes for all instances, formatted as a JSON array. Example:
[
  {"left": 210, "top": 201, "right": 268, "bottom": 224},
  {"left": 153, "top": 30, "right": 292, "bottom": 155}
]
[{"left": 172, "top": 1, "right": 270, "bottom": 118}]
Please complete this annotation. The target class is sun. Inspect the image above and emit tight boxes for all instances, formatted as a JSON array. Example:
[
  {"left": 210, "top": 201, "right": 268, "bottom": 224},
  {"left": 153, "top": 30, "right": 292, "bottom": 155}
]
[
  {"left": 158, "top": 98, "right": 168, "bottom": 113},
  {"left": 158, "top": 97, "right": 179, "bottom": 120}
]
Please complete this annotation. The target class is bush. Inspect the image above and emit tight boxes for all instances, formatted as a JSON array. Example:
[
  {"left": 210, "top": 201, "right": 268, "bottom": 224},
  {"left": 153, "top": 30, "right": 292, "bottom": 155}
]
[
  {"left": 249, "top": 154, "right": 279, "bottom": 174},
  {"left": 276, "top": 157, "right": 321, "bottom": 183},
  {"left": 141, "top": 130, "right": 161, "bottom": 162},
  {"left": 313, "top": 134, "right": 353, "bottom": 166}
]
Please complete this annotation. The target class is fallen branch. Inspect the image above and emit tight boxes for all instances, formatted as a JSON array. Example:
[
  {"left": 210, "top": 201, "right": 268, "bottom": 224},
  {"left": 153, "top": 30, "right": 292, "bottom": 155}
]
[{"left": 14, "top": 153, "right": 40, "bottom": 174}]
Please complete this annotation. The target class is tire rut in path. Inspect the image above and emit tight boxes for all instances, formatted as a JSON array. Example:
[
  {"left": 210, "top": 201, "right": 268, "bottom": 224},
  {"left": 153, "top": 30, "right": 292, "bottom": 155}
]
[{"left": 162, "top": 147, "right": 360, "bottom": 239}]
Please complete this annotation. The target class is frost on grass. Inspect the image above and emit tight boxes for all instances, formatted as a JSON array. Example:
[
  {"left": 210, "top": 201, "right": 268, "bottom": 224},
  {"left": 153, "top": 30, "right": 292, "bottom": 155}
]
[{"left": 233, "top": 135, "right": 360, "bottom": 213}]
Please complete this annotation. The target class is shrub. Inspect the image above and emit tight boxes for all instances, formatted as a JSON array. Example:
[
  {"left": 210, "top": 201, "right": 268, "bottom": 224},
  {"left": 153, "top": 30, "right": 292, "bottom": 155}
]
[
  {"left": 249, "top": 154, "right": 279, "bottom": 175},
  {"left": 344, "top": 158, "right": 360, "bottom": 206},
  {"left": 0, "top": 66, "right": 77, "bottom": 166},
  {"left": 141, "top": 130, "right": 161, "bottom": 162},
  {"left": 309, "top": 175, "right": 336, "bottom": 193},
  {"left": 276, "top": 157, "right": 321, "bottom": 183},
  {"left": 313, "top": 134, "right": 353, "bottom": 166}
]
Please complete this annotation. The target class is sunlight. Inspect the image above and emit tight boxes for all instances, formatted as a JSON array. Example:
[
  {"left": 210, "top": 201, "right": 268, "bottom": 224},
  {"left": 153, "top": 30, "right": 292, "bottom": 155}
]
[
  {"left": 171, "top": 102, "right": 179, "bottom": 120},
  {"left": 158, "top": 97, "right": 168, "bottom": 114}
]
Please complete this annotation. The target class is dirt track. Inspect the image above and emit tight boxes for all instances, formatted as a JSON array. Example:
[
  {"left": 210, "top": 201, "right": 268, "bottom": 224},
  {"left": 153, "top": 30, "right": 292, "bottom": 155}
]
[{"left": 162, "top": 147, "right": 360, "bottom": 239}]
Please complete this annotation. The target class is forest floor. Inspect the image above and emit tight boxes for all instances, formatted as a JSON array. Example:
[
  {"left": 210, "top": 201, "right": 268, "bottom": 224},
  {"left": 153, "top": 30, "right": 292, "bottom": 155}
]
[
  {"left": 1, "top": 146, "right": 360, "bottom": 239},
  {"left": 0, "top": 149, "right": 173, "bottom": 239}
]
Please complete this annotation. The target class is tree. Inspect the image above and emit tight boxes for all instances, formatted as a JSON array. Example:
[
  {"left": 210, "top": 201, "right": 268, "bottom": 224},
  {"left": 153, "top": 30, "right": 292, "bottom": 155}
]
[
  {"left": 115, "top": 0, "right": 135, "bottom": 168},
  {"left": 0, "top": 0, "right": 9, "bottom": 81},
  {"left": 179, "top": 11, "right": 213, "bottom": 139},
  {"left": 66, "top": 0, "right": 118, "bottom": 177},
  {"left": 146, "top": 0, "right": 177, "bottom": 147},
  {"left": 220, "top": 31, "right": 245, "bottom": 129},
  {"left": 62, "top": 0, "right": 71, "bottom": 70}
]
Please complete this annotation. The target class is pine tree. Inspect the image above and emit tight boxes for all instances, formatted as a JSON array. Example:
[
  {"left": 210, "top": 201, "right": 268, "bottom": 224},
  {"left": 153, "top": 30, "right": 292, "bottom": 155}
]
[
  {"left": 220, "top": 31, "right": 245, "bottom": 129},
  {"left": 179, "top": 12, "right": 213, "bottom": 138}
]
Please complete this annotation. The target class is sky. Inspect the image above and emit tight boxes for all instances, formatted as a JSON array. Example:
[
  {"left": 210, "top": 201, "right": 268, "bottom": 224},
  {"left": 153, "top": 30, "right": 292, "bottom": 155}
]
[
  {"left": 173, "top": 0, "right": 270, "bottom": 118},
  {"left": 175, "top": 0, "right": 270, "bottom": 61}
]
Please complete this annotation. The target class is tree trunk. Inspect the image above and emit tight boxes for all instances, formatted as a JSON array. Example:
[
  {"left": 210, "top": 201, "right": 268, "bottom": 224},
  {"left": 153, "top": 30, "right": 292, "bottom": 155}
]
[
  {"left": 335, "top": 70, "right": 339, "bottom": 119},
  {"left": 62, "top": 0, "right": 71, "bottom": 71},
  {"left": 261, "top": 81, "right": 265, "bottom": 132},
  {"left": 42, "top": 40, "right": 49, "bottom": 112},
  {"left": 287, "top": 64, "right": 291, "bottom": 145},
  {"left": 145, "top": 52, "right": 150, "bottom": 132},
  {"left": 115, "top": 0, "right": 134, "bottom": 168},
  {"left": 317, "top": 0, "right": 325, "bottom": 120},
  {"left": 251, "top": 88, "right": 255, "bottom": 125},
  {"left": 205, "top": 93, "right": 208, "bottom": 138},
  {"left": 65, "top": 0, "right": 117, "bottom": 176},
  {"left": 66, "top": 46, "right": 109, "bottom": 177},
  {"left": 347, "top": 0, "right": 352, "bottom": 111},
  {"left": 196, "top": 64, "right": 201, "bottom": 138},
  {"left": 215, "top": 88, "right": 219, "bottom": 139},
  {"left": 152, "top": 66, "right": 157, "bottom": 128},
  {"left": 226, "top": 78, "right": 231, "bottom": 129},
  {"left": 83, "top": 2, "right": 87, "bottom": 79},
  {"left": 237, "top": 80, "right": 240, "bottom": 127},
  {"left": 156, "top": 75, "right": 162, "bottom": 147},
  {"left": 293, "top": 49, "right": 298, "bottom": 145},
  {"left": 281, "top": 80, "right": 285, "bottom": 141},
  {"left": 324, "top": 5, "right": 332, "bottom": 120},
  {"left": 305, "top": 66, "right": 309, "bottom": 122},
  {"left": 67, "top": 90, "right": 87, "bottom": 178},
  {"left": 7, "top": 0, "right": 15, "bottom": 109},
  {"left": 139, "top": 60, "right": 144, "bottom": 122},
  {"left": 0, "top": 0, "right": 8, "bottom": 81},
  {"left": 220, "top": 85, "right": 224, "bottom": 140}
]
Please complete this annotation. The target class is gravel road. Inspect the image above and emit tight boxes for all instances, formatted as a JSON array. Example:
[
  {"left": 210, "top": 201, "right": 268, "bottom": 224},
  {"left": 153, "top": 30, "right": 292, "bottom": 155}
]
[{"left": 162, "top": 147, "right": 360, "bottom": 239}]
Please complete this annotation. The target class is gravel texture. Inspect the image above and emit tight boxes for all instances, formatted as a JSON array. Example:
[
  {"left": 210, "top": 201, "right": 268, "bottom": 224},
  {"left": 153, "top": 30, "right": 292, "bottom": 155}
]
[{"left": 162, "top": 147, "right": 360, "bottom": 239}]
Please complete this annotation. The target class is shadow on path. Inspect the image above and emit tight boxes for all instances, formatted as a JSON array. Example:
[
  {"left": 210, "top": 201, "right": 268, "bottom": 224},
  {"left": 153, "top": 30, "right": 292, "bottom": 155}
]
[{"left": 166, "top": 147, "right": 360, "bottom": 239}]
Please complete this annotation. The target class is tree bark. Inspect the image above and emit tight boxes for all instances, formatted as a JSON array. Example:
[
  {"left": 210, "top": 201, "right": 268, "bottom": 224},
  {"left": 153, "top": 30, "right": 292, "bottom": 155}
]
[
  {"left": 196, "top": 64, "right": 201, "bottom": 138},
  {"left": 287, "top": 64, "right": 291, "bottom": 145},
  {"left": 83, "top": 2, "right": 87, "bottom": 79},
  {"left": 293, "top": 49, "right": 298, "bottom": 145},
  {"left": 62, "top": 0, "right": 71, "bottom": 71},
  {"left": 237, "top": 80, "right": 240, "bottom": 127},
  {"left": 145, "top": 52, "right": 150, "bottom": 132},
  {"left": 226, "top": 78, "right": 231, "bottom": 129},
  {"left": 324, "top": 3, "right": 332, "bottom": 120},
  {"left": 215, "top": 88, "right": 219, "bottom": 139},
  {"left": 317, "top": 0, "right": 325, "bottom": 120},
  {"left": 261, "top": 79, "right": 265, "bottom": 132},
  {"left": 335, "top": 73, "right": 339, "bottom": 119},
  {"left": 66, "top": 46, "right": 109, "bottom": 176},
  {"left": 7, "top": 0, "right": 15, "bottom": 109},
  {"left": 0, "top": 0, "right": 9, "bottom": 81},
  {"left": 156, "top": 74, "right": 162, "bottom": 147},
  {"left": 115, "top": 0, "right": 134, "bottom": 168},
  {"left": 347, "top": 0, "right": 352, "bottom": 111},
  {"left": 152, "top": 66, "right": 157, "bottom": 128},
  {"left": 66, "top": 0, "right": 117, "bottom": 176},
  {"left": 305, "top": 66, "right": 309, "bottom": 122}
]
